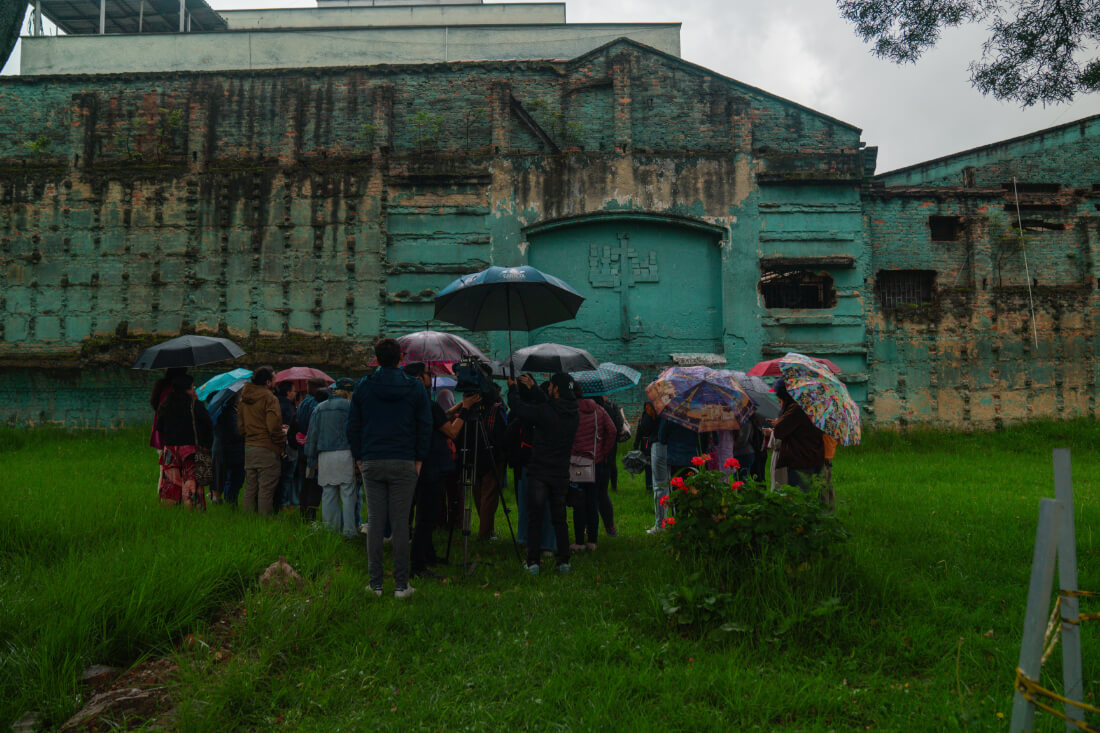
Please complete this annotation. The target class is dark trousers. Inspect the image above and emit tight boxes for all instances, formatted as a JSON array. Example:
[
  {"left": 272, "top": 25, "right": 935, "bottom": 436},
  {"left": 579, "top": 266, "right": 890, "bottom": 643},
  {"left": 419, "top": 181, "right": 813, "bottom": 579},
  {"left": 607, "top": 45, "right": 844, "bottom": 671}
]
[
  {"left": 411, "top": 472, "right": 446, "bottom": 572},
  {"left": 526, "top": 476, "right": 570, "bottom": 567},
  {"left": 572, "top": 481, "right": 599, "bottom": 545},
  {"left": 474, "top": 470, "right": 501, "bottom": 540},
  {"left": 596, "top": 461, "right": 615, "bottom": 533},
  {"left": 299, "top": 472, "right": 321, "bottom": 520},
  {"left": 750, "top": 452, "right": 767, "bottom": 483},
  {"left": 213, "top": 445, "right": 244, "bottom": 504},
  {"left": 786, "top": 466, "right": 822, "bottom": 494}
]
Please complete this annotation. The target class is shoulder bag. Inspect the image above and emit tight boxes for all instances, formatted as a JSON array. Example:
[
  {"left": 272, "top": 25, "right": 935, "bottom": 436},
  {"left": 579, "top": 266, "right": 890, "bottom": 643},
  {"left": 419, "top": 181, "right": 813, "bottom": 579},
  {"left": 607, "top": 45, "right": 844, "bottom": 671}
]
[{"left": 569, "top": 411, "right": 598, "bottom": 484}]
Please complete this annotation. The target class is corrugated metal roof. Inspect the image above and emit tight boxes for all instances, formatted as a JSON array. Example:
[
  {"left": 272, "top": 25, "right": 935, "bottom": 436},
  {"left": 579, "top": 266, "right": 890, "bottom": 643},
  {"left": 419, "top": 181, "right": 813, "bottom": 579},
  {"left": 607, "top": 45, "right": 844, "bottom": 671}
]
[{"left": 39, "top": 0, "right": 227, "bottom": 34}]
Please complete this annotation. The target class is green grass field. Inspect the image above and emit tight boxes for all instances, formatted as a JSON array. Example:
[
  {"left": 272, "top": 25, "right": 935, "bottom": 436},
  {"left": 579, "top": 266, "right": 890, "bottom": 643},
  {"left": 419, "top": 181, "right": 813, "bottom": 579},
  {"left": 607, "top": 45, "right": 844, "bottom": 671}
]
[{"left": 4, "top": 422, "right": 1100, "bottom": 731}]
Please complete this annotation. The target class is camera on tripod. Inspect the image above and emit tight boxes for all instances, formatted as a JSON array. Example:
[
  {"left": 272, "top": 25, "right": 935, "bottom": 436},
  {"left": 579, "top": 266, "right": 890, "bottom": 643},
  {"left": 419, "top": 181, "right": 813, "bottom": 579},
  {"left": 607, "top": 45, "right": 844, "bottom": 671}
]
[{"left": 453, "top": 358, "right": 493, "bottom": 397}]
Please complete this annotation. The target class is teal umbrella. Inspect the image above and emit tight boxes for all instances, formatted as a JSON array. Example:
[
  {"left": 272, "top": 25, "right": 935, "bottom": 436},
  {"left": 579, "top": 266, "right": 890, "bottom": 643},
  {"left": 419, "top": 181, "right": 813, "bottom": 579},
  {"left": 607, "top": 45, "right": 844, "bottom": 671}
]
[
  {"left": 571, "top": 362, "right": 641, "bottom": 397},
  {"left": 197, "top": 368, "right": 253, "bottom": 401}
]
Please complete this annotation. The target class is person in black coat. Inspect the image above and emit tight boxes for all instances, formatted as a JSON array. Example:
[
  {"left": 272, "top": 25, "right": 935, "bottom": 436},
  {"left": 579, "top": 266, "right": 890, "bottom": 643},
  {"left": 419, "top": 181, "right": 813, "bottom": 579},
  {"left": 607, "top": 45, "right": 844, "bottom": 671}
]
[{"left": 507, "top": 372, "right": 579, "bottom": 574}]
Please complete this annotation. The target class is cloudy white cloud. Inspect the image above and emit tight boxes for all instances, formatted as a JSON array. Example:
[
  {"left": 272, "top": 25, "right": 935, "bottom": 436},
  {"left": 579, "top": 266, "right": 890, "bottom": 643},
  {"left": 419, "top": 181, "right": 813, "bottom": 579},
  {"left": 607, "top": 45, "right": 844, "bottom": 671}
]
[{"left": 4, "top": 0, "right": 1099, "bottom": 171}]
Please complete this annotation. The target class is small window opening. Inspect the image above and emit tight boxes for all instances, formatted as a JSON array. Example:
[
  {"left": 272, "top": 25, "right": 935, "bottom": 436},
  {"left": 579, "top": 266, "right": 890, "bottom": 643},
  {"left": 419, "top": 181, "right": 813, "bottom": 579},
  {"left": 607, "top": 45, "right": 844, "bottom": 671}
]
[
  {"left": 1019, "top": 219, "right": 1067, "bottom": 232},
  {"left": 929, "top": 215, "right": 963, "bottom": 242},
  {"left": 1003, "top": 182, "right": 1061, "bottom": 193},
  {"left": 1092, "top": 183, "right": 1100, "bottom": 193},
  {"left": 876, "top": 270, "right": 935, "bottom": 308},
  {"left": 760, "top": 270, "right": 835, "bottom": 309}
]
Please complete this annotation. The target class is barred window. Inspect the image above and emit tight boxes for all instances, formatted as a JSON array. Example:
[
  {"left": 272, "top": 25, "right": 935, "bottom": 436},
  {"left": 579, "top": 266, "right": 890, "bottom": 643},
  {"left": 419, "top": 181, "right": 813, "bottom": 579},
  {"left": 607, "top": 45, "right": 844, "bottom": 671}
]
[
  {"left": 877, "top": 270, "right": 935, "bottom": 308},
  {"left": 760, "top": 270, "right": 835, "bottom": 309}
]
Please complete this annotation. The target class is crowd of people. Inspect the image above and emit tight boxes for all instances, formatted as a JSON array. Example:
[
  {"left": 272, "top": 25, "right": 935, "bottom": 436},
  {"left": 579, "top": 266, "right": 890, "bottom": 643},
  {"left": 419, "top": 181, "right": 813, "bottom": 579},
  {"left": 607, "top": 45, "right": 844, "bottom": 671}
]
[{"left": 148, "top": 338, "right": 835, "bottom": 596}]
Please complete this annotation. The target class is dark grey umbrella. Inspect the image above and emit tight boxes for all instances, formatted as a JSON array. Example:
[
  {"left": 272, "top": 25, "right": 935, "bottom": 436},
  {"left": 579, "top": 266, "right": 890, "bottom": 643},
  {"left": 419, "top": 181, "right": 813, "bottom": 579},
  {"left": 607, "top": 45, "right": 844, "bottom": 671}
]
[
  {"left": 132, "top": 335, "right": 245, "bottom": 370},
  {"left": 508, "top": 343, "right": 598, "bottom": 374},
  {"left": 205, "top": 379, "right": 247, "bottom": 423},
  {"left": 721, "top": 369, "right": 781, "bottom": 420},
  {"left": 434, "top": 266, "right": 584, "bottom": 332}
]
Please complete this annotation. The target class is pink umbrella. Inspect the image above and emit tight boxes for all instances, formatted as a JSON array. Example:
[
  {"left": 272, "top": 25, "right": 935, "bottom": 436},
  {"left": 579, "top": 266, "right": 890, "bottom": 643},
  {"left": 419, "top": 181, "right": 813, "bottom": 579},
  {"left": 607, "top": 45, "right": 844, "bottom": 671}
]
[{"left": 273, "top": 366, "right": 333, "bottom": 385}]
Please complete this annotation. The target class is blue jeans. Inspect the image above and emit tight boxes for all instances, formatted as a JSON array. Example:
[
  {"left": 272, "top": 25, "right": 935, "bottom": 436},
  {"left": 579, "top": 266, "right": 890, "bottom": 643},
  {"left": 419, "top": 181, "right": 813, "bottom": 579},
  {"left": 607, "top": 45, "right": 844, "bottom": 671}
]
[
  {"left": 321, "top": 480, "right": 358, "bottom": 539},
  {"left": 280, "top": 454, "right": 300, "bottom": 507}
]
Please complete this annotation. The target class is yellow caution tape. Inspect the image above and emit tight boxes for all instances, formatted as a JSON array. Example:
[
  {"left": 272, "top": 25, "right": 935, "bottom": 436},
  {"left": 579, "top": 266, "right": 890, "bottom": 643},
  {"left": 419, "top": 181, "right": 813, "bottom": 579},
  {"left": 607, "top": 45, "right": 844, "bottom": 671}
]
[{"left": 1015, "top": 668, "right": 1100, "bottom": 731}]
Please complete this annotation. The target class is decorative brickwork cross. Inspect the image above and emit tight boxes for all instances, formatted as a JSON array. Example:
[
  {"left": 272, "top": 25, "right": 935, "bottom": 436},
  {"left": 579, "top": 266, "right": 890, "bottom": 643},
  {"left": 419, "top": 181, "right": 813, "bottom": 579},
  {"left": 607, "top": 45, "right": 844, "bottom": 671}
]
[{"left": 588, "top": 233, "right": 659, "bottom": 340}]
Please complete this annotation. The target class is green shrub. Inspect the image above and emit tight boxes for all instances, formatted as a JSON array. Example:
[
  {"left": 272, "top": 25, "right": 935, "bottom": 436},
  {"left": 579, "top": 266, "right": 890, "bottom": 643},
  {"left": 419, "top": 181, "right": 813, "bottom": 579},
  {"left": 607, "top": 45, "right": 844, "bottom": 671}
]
[{"left": 663, "top": 458, "right": 848, "bottom": 565}]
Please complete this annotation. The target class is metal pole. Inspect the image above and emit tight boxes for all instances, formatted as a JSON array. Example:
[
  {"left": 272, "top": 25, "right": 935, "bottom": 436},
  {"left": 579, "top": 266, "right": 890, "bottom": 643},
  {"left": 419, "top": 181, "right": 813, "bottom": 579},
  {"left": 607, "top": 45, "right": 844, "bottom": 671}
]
[
  {"left": 138, "top": 0, "right": 144, "bottom": 33},
  {"left": 1053, "top": 449, "right": 1085, "bottom": 731},
  {"left": 179, "top": 0, "right": 185, "bottom": 33},
  {"left": 34, "top": 0, "right": 43, "bottom": 36},
  {"left": 1010, "top": 498, "right": 1065, "bottom": 732},
  {"left": 99, "top": 0, "right": 106, "bottom": 34}
]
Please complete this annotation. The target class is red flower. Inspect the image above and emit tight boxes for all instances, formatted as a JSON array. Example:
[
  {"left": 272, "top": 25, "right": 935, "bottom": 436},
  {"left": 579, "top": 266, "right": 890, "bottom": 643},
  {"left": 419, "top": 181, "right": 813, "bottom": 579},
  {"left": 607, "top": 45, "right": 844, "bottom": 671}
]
[
  {"left": 724, "top": 457, "right": 741, "bottom": 470},
  {"left": 662, "top": 517, "right": 676, "bottom": 527},
  {"left": 731, "top": 480, "right": 745, "bottom": 491},
  {"left": 659, "top": 495, "right": 669, "bottom": 507},
  {"left": 690, "top": 455, "right": 708, "bottom": 467},
  {"left": 670, "top": 476, "right": 687, "bottom": 491}
]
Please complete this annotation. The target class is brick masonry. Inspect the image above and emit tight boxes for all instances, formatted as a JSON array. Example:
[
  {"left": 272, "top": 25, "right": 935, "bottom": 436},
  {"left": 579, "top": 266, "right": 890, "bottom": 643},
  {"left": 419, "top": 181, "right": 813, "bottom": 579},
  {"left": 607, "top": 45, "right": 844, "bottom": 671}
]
[{"left": 0, "top": 38, "right": 1094, "bottom": 429}]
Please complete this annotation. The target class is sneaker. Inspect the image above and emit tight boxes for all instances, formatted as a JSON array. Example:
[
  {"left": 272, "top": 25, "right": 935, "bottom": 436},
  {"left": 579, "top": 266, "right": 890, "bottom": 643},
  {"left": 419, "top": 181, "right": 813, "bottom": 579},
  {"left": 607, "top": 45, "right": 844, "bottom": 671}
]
[
  {"left": 368, "top": 585, "right": 383, "bottom": 597},
  {"left": 394, "top": 585, "right": 417, "bottom": 599},
  {"left": 358, "top": 523, "right": 369, "bottom": 535},
  {"left": 606, "top": 526, "right": 618, "bottom": 537},
  {"left": 557, "top": 563, "right": 571, "bottom": 574},
  {"left": 383, "top": 535, "right": 393, "bottom": 544},
  {"left": 645, "top": 524, "right": 662, "bottom": 535},
  {"left": 586, "top": 542, "right": 597, "bottom": 552},
  {"left": 569, "top": 543, "right": 586, "bottom": 552},
  {"left": 526, "top": 563, "right": 540, "bottom": 576}
]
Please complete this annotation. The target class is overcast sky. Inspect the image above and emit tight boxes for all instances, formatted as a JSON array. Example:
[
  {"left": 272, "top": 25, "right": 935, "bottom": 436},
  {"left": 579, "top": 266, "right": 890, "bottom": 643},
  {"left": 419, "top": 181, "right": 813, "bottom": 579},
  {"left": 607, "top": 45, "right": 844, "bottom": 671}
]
[{"left": 4, "top": 0, "right": 1100, "bottom": 172}]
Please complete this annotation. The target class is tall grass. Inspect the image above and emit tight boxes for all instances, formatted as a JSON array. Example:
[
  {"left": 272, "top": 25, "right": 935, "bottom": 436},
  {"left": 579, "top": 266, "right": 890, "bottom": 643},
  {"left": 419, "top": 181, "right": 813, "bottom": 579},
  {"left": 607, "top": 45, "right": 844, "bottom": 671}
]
[{"left": 3, "top": 420, "right": 1100, "bottom": 730}]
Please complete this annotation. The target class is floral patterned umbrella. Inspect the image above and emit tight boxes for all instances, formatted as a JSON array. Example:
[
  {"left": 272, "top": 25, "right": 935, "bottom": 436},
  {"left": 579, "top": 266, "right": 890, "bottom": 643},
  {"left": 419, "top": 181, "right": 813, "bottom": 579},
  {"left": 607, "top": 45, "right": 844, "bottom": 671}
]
[
  {"left": 777, "top": 352, "right": 861, "bottom": 446},
  {"left": 645, "top": 366, "right": 754, "bottom": 433}
]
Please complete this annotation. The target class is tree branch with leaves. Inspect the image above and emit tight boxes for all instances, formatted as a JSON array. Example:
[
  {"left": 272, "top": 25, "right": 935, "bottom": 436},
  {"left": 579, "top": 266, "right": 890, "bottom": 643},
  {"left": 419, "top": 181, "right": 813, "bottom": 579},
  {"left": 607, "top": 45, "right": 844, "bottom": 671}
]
[{"left": 837, "top": 0, "right": 1100, "bottom": 105}]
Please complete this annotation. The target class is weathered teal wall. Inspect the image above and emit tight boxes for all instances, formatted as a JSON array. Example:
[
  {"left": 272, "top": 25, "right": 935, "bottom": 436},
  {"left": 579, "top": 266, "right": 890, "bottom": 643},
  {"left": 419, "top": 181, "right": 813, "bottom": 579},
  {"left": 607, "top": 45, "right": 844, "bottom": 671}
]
[
  {"left": 1, "top": 39, "right": 877, "bottom": 427},
  {"left": 866, "top": 123, "right": 1100, "bottom": 428}
]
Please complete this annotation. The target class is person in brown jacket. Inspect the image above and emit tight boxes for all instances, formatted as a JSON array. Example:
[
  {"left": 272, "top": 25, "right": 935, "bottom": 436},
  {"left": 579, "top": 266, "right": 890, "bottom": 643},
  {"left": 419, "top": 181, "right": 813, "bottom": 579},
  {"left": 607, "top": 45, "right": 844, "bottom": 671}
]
[
  {"left": 772, "top": 379, "right": 826, "bottom": 500},
  {"left": 237, "top": 365, "right": 286, "bottom": 515}
]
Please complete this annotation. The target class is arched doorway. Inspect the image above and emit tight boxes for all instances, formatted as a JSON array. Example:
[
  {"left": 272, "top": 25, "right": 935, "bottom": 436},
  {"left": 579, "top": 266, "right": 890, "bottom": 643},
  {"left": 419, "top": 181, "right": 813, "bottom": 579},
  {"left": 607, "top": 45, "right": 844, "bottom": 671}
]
[{"left": 525, "top": 212, "right": 725, "bottom": 365}]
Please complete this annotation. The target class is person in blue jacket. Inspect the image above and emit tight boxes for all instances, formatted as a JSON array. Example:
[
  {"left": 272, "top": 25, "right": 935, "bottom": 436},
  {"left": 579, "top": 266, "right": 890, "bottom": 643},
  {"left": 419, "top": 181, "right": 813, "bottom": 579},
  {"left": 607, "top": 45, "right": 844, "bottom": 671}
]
[{"left": 346, "top": 337, "right": 432, "bottom": 599}]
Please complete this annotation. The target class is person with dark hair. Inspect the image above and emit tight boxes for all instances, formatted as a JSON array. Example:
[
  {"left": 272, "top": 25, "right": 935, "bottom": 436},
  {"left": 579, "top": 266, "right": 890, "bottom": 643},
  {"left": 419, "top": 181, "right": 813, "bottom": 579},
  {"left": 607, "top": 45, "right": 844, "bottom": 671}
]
[
  {"left": 296, "top": 378, "right": 329, "bottom": 518},
  {"left": 347, "top": 337, "right": 433, "bottom": 598},
  {"left": 507, "top": 372, "right": 579, "bottom": 575},
  {"left": 275, "top": 381, "right": 300, "bottom": 512},
  {"left": 211, "top": 391, "right": 245, "bottom": 505},
  {"left": 149, "top": 366, "right": 188, "bottom": 494},
  {"left": 238, "top": 366, "right": 285, "bottom": 515},
  {"left": 592, "top": 395, "right": 623, "bottom": 537},
  {"left": 156, "top": 374, "right": 213, "bottom": 510},
  {"left": 455, "top": 368, "right": 508, "bottom": 542},
  {"left": 305, "top": 378, "right": 357, "bottom": 538},
  {"left": 772, "top": 379, "right": 826, "bottom": 498},
  {"left": 568, "top": 384, "right": 616, "bottom": 552},
  {"left": 404, "top": 362, "right": 475, "bottom": 578}
]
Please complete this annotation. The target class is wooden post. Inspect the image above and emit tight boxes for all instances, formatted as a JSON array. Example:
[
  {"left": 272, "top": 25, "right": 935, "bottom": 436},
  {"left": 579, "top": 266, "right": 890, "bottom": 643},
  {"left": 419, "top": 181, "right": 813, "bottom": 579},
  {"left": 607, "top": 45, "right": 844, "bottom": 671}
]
[
  {"left": 1054, "top": 449, "right": 1085, "bottom": 730},
  {"left": 1010, "top": 498, "right": 1064, "bottom": 732}
]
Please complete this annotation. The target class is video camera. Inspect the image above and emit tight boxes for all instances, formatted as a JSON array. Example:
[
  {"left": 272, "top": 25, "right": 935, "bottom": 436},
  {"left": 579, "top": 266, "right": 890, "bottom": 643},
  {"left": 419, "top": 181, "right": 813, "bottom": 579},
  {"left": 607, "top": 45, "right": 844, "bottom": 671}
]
[{"left": 454, "top": 358, "right": 493, "bottom": 397}]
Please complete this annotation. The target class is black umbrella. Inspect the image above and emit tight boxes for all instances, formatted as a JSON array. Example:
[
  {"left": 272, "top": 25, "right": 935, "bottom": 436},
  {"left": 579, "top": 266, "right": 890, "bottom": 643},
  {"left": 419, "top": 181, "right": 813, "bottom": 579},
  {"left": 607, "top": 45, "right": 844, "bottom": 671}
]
[
  {"left": 508, "top": 343, "right": 598, "bottom": 374},
  {"left": 132, "top": 335, "right": 246, "bottom": 370},
  {"left": 434, "top": 266, "right": 584, "bottom": 331},
  {"left": 205, "top": 379, "right": 247, "bottom": 423}
]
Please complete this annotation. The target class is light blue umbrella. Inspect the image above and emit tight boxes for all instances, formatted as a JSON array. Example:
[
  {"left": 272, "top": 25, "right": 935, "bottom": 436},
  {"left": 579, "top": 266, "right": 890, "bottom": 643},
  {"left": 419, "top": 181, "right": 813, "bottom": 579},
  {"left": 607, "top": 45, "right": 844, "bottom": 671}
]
[
  {"left": 197, "top": 368, "right": 253, "bottom": 401},
  {"left": 206, "top": 380, "right": 248, "bottom": 423},
  {"left": 571, "top": 362, "right": 641, "bottom": 397}
]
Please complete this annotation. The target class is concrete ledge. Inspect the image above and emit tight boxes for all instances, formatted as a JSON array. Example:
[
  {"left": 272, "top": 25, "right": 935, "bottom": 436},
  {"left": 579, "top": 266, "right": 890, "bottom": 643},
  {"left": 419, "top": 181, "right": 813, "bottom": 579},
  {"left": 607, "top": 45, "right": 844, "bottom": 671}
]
[{"left": 19, "top": 24, "right": 681, "bottom": 74}]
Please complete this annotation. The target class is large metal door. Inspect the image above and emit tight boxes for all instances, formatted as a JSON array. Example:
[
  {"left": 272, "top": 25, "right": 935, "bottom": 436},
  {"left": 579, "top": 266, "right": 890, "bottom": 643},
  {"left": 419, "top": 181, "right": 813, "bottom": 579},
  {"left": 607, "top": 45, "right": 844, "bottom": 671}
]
[{"left": 525, "top": 215, "right": 724, "bottom": 366}]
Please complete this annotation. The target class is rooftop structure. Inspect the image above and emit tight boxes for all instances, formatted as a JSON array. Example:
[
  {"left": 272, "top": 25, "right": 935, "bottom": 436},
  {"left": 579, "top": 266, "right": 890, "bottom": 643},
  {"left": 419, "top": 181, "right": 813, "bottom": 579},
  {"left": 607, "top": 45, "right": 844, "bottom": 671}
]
[{"left": 17, "top": 1, "right": 680, "bottom": 74}]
